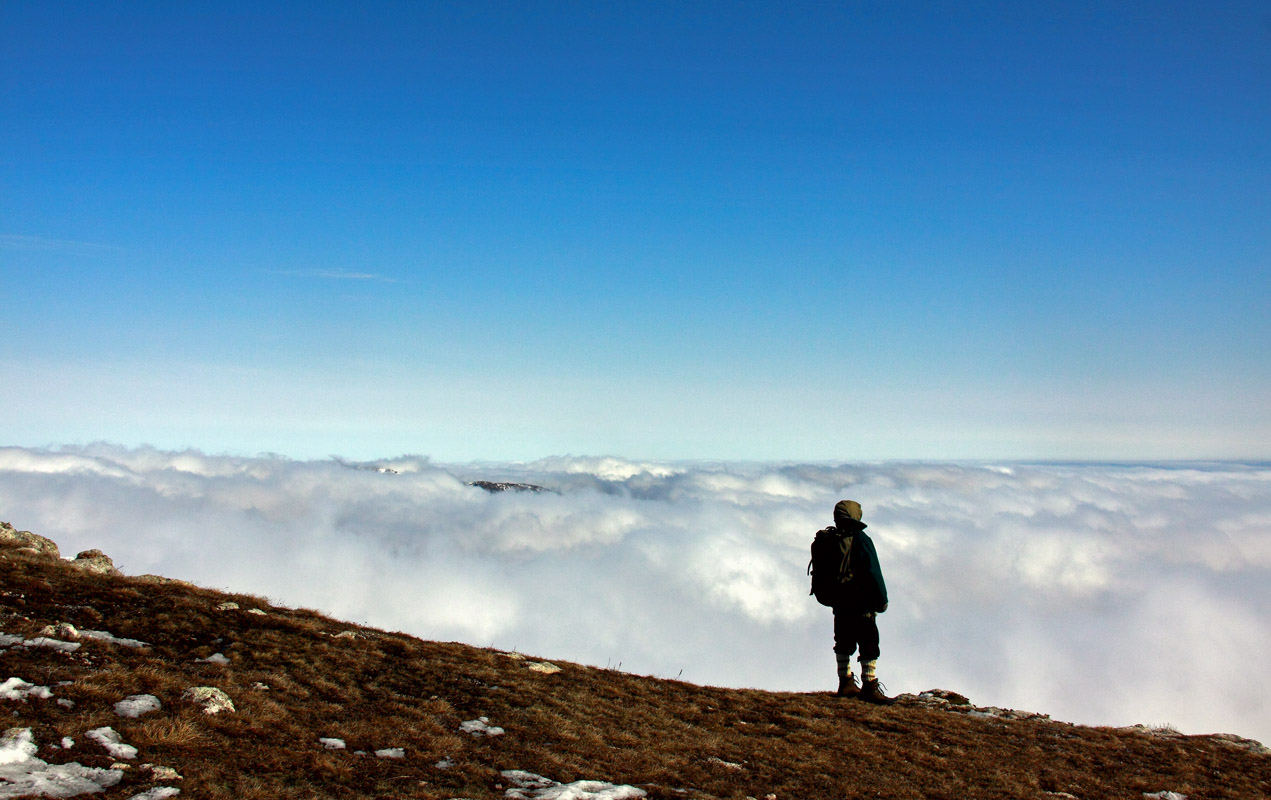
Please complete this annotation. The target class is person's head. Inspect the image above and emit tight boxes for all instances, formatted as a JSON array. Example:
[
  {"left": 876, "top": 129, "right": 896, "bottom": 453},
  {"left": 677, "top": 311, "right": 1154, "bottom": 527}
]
[{"left": 834, "top": 499, "right": 863, "bottom": 527}]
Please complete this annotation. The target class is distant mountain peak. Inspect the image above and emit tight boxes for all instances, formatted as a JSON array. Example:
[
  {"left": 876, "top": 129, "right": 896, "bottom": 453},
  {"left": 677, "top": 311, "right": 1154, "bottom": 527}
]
[{"left": 466, "top": 481, "right": 553, "bottom": 494}]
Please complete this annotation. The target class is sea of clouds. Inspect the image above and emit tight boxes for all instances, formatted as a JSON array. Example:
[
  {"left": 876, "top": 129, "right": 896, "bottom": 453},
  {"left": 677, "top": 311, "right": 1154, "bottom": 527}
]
[{"left": 1, "top": 444, "right": 1268, "bottom": 744}]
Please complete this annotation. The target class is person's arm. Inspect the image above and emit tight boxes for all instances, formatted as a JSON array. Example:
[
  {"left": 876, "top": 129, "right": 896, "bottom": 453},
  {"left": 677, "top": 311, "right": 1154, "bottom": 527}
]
[{"left": 861, "top": 534, "right": 888, "bottom": 612}]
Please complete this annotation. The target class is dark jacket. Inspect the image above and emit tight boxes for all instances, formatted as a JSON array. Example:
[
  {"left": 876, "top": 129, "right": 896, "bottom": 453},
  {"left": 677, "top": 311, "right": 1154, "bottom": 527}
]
[{"left": 833, "top": 519, "right": 888, "bottom": 614}]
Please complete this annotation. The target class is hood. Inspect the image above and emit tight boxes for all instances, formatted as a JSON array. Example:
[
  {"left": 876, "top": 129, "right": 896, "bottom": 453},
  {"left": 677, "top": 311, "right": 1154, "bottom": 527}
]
[{"left": 833, "top": 499, "right": 866, "bottom": 530}]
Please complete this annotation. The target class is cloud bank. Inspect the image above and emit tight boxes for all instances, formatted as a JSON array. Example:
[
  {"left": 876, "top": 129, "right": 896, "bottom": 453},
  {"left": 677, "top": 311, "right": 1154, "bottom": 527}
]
[{"left": 1, "top": 445, "right": 1268, "bottom": 744}]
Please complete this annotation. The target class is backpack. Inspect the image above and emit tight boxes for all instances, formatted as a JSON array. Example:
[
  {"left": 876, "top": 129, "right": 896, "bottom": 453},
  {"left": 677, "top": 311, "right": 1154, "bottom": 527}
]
[{"left": 808, "top": 526, "right": 854, "bottom": 607}]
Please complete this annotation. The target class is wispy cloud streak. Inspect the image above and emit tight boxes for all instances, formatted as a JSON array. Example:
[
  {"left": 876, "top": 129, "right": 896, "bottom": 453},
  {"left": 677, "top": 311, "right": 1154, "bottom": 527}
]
[{"left": 0, "top": 445, "right": 1267, "bottom": 744}]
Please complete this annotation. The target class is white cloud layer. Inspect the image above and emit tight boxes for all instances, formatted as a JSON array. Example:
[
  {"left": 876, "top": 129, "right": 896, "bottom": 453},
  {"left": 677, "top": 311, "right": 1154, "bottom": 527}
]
[{"left": 1, "top": 445, "right": 1268, "bottom": 744}]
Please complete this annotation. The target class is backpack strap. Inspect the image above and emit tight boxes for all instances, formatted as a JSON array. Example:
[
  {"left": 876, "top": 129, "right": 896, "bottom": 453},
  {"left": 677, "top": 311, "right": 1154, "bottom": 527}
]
[{"left": 837, "top": 530, "right": 854, "bottom": 584}]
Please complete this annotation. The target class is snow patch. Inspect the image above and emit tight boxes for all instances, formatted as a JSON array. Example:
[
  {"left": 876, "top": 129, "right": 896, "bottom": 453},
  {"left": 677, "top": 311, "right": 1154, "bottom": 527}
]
[
  {"left": 126, "top": 789, "right": 180, "bottom": 800},
  {"left": 0, "top": 728, "right": 35, "bottom": 766},
  {"left": 0, "top": 678, "right": 53, "bottom": 702},
  {"left": 114, "top": 695, "right": 161, "bottom": 718},
  {"left": 318, "top": 738, "right": 345, "bottom": 750},
  {"left": 0, "top": 630, "right": 144, "bottom": 654},
  {"left": 459, "top": 717, "right": 504, "bottom": 737},
  {"left": 85, "top": 727, "right": 137, "bottom": 760},
  {"left": 19, "top": 638, "right": 80, "bottom": 653},
  {"left": 0, "top": 727, "right": 124, "bottom": 798},
  {"left": 77, "top": 630, "right": 148, "bottom": 649},
  {"left": 501, "top": 770, "right": 646, "bottom": 800},
  {"left": 374, "top": 748, "right": 405, "bottom": 759}
]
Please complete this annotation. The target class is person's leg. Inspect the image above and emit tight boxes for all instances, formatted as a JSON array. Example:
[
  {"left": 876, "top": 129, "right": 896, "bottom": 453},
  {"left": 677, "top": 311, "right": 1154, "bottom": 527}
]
[
  {"left": 857, "top": 611, "right": 881, "bottom": 678},
  {"left": 832, "top": 611, "right": 860, "bottom": 697},
  {"left": 856, "top": 613, "right": 895, "bottom": 705}
]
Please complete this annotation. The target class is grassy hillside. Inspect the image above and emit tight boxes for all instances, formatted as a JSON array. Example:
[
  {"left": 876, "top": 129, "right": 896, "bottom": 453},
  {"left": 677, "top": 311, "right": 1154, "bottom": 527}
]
[{"left": 1, "top": 526, "right": 1268, "bottom": 800}]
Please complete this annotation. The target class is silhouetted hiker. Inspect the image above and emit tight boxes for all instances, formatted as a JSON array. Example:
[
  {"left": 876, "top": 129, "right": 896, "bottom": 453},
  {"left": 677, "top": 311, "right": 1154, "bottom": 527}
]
[{"left": 815, "top": 499, "right": 895, "bottom": 704}]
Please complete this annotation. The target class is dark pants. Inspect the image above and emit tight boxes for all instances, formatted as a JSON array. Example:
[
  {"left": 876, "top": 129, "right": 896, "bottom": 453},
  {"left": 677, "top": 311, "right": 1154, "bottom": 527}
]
[{"left": 833, "top": 609, "right": 880, "bottom": 662}]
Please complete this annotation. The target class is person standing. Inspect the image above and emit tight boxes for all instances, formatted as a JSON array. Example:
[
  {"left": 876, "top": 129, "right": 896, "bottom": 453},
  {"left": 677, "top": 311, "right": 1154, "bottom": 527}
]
[{"left": 826, "top": 499, "right": 894, "bottom": 704}]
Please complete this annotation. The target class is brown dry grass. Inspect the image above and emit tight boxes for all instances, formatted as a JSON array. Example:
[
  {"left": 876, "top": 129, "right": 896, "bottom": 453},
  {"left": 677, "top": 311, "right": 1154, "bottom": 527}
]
[{"left": 2, "top": 543, "right": 1269, "bottom": 800}]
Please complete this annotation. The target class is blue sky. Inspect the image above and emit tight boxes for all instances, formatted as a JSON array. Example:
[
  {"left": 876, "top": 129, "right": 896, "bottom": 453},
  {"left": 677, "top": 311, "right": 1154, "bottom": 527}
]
[{"left": 2, "top": 1, "right": 1269, "bottom": 461}]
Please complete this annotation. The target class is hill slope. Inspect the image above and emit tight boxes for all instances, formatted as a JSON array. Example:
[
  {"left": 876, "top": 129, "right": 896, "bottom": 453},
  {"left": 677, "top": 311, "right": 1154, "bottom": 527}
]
[{"left": 1, "top": 525, "right": 1268, "bottom": 800}]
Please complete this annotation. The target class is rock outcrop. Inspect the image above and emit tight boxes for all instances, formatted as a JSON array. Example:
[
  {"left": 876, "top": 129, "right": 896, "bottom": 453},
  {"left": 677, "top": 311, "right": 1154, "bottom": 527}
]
[
  {"left": 0, "top": 521, "right": 61, "bottom": 559},
  {"left": 69, "top": 549, "right": 122, "bottom": 577},
  {"left": 2, "top": 523, "right": 122, "bottom": 577}
]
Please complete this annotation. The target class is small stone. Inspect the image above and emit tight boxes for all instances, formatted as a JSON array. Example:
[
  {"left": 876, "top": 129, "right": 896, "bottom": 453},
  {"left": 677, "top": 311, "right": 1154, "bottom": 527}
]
[
  {"left": 183, "top": 686, "right": 234, "bottom": 715},
  {"left": 246, "top": 608, "right": 266, "bottom": 616},
  {"left": 143, "top": 764, "right": 183, "bottom": 781},
  {"left": 707, "top": 756, "right": 744, "bottom": 770},
  {"left": 215, "top": 602, "right": 239, "bottom": 611},
  {"left": 195, "top": 653, "right": 230, "bottom": 665}
]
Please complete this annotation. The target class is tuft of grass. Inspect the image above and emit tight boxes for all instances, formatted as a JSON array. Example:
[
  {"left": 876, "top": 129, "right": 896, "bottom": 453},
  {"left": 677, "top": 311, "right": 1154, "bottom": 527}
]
[{"left": 129, "top": 716, "right": 214, "bottom": 751}]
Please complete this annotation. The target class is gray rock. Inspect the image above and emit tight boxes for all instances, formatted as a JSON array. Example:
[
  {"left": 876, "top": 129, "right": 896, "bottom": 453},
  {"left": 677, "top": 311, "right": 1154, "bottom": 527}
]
[
  {"left": 0, "top": 521, "right": 61, "bottom": 559},
  {"left": 134, "top": 574, "right": 194, "bottom": 587},
  {"left": 71, "top": 549, "right": 122, "bottom": 576},
  {"left": 183, "top": 686, "right": 234, "bottom": 715},
  {"left": 37, "top": 622, "right": 79, "bottom": 639}
]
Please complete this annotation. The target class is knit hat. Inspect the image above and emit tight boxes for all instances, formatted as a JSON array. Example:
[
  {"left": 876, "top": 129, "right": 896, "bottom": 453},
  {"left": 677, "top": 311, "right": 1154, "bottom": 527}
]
[{"left": 834, "top": 500, "right": 863, "bottom": 527}]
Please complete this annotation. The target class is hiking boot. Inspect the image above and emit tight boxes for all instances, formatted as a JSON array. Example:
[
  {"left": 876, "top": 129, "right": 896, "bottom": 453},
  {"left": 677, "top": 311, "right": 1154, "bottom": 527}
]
[
  {"left": 858, "top": 679, "right": 896, "bottom": 705},
  {"left": 835, "top": 674, "right": 860, "bottom": 698}
]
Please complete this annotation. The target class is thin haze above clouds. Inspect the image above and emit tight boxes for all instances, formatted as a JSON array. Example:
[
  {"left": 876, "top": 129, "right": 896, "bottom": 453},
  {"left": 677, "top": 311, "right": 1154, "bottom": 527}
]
[{"left": 2, "top": 445, "right": 1268, "bottom": 743}]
